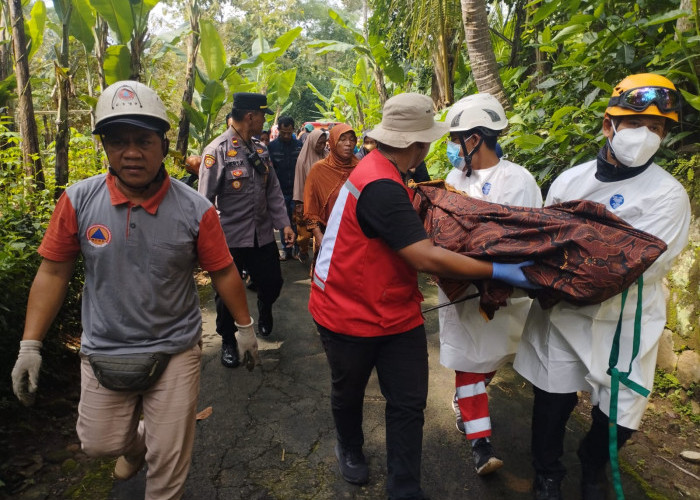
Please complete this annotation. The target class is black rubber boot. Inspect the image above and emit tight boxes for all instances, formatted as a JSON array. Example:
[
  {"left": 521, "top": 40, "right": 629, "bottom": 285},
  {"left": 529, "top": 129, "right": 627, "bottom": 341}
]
[{"left": 257, "top": 299, "right": 273, "bottom": 336}]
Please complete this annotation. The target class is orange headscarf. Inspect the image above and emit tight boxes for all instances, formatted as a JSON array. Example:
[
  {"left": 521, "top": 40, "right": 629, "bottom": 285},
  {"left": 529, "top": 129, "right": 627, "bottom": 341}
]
[{"left": 303, "top": 124, "right": 359, "bottom": 230}]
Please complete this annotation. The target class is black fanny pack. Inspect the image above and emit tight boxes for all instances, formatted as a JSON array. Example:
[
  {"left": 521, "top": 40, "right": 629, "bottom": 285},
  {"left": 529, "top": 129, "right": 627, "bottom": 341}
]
[{"left": 88, "top": 352, "right": 171, "bottom": 392}]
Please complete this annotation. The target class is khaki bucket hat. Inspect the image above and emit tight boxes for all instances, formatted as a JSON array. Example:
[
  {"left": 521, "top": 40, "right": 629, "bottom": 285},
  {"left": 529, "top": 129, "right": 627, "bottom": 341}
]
[{"left": 367, "top": 93, "right": 448, "bottom": 148}]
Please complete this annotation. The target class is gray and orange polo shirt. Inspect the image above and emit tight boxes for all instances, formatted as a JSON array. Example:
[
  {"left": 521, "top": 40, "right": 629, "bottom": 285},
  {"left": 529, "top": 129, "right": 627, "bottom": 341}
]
[{"left": 39, "top": 172, "right": 232, "bottom": 355}]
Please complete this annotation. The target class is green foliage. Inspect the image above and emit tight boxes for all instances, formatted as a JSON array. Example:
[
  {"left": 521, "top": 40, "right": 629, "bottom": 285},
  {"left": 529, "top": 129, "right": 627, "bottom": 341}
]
[
  {"left": 25, "top": 0, "right": 47, "bottom": 61},
  {"left": 186, "top": 23, "right": 301, "bottom": 149},
  {"left": 653, "top": 368, "right": 700, "bottom": 424},
  {"left": 0, "top": 120, "right": 88, "bottom": 400},
  {"left": 483, "top": 0, "right": 700, "bottom": 188},
  {"left": 103, "top": 45, "right": 132, "bottom": 84},
  {"left": 89, "top": 0, "right": 159, "bottom": 44}
]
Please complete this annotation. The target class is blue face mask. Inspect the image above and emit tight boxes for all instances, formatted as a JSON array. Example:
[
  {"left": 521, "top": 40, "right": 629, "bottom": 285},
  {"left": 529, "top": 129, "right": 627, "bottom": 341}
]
[{"left": 446, "top": 141, "right": 465, "bottom": 170}]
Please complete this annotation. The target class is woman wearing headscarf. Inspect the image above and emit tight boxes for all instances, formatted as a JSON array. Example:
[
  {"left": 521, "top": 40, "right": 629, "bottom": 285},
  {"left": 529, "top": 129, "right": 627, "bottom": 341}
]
[
  {"left": 303, "top": 124, "right": 359, "bottom": 249},
  {"left": 292, "top": 129, "right": 328, "bottom": 263}
]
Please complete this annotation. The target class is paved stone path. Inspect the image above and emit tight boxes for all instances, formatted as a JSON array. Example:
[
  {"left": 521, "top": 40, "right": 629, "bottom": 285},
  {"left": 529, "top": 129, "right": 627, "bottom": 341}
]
[{"left": 111, "top": 258, "right": 647, "bottom": 499}]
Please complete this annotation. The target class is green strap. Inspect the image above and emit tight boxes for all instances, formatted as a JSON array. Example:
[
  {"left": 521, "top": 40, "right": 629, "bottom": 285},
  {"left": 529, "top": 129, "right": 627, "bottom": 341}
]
[{"left": 607, "top": 276, "right": 648, "bottom": 500}]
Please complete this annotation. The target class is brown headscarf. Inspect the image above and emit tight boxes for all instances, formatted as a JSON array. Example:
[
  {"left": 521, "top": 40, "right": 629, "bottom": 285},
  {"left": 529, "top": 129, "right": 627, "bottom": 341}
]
[
  {"left": 292, "top": 128, "right": 328, "bottom": 202},
  {"left": 303, "top": 124, "right": 359, "bottom": 230}
]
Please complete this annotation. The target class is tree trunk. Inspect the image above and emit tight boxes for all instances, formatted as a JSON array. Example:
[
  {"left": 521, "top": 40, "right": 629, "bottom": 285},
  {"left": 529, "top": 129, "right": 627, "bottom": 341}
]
[
  {"left": 0, "top": 2, "right": 15, "bottom": 172},
  {"left": 42, "top": 114, "right": 52, "bottom": 149},
  {"left": 460, "top": 0, "right": 510, "bottom": 109},
  {"left": 507, "top": 0, "right": 526, "bottom": 69},
  {"left": 373, "top": 65, "right": 388, "bottom": 106},
  {"left": 54, "top": 5, "right": 73, "bottom": 199},
  {"left": 176, "top": 0, "right": 201, "bottom": 162},
  {"left": 130, "top": 30, "right": 145, "bottom": 81},
  {"left": 0, "top": 1, "right": 12, "bottom": 84},
  {"left": 84, "top": 44, "right": 100, "bottom": 152},
  {"left": 676, "top": 0, "right": 694, "bottom": 34},
  {"left": 9, "top": 0, "right": 44, "bottom": 192},
  {"left": 94, "top": 16, "right": 108, "bottom": 90}
]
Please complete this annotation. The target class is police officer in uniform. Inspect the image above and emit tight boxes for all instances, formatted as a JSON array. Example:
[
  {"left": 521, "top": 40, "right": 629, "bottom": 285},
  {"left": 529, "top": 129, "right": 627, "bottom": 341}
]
[{"left": 199, "top": 93, "right": 294, "bottom": 367}]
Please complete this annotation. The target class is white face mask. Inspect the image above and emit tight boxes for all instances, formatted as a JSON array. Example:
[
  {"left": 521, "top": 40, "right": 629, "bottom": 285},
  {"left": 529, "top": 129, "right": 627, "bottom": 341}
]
[{"left": 609, "top": 121, "right": 661, "bottom": 168}]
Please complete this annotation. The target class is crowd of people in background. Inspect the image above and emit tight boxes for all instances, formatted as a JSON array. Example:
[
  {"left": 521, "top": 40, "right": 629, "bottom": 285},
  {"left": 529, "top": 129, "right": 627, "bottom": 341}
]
[{"left": 10, "top": 72, "right": 690, "bottom": 500}]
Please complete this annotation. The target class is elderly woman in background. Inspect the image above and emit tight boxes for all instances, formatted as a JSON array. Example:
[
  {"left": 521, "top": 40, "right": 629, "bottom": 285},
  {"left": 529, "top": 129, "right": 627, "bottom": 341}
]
[
  {"left": 293, "top": 129, "right": 329, "bottom": 264},
  {"left": 303, "top": 124, "right": 359, "bottom": 251}
]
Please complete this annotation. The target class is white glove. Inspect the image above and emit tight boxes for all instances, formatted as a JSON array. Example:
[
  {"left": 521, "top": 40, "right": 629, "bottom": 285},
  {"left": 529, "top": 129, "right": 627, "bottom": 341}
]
[
  {"left": 11, "top": 340, "right": 43, "bottom": 406},
  {"left": 235, "top": 319, "right": 261, "bottom": 371}
]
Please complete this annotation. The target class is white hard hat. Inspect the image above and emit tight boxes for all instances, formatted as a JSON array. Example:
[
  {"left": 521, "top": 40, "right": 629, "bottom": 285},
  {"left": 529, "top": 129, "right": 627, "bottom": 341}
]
[
  {"left": 93, "top": 80, "right": 170, "bottom": 134},
  {"left": 445, "top": 93, "right": 507, "bottom": 134}
]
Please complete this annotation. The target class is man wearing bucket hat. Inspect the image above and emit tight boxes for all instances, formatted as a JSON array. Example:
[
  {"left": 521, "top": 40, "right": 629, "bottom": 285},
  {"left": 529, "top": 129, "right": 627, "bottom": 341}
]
[
  {"left": 10, "top": 80, "right": 258, "bottom": 499},
  {"left": 308, "top": 92, "right": 538, "bottom": 500},
  {"left": 199, "top": 93, "right": 295, "bottom": 367},
  {"left": 513, "top": 74, "right": 690, "bottom": 500}
]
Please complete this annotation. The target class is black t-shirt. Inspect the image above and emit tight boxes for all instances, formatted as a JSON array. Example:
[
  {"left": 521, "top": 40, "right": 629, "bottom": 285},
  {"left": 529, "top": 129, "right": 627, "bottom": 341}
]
[{"left": 356, "top": 179, "right": 428, "bottom": 251}]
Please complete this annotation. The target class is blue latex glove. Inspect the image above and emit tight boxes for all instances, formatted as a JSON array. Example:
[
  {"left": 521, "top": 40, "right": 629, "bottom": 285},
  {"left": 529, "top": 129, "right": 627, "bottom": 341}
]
[{"left": 491, "top": 261, "right": 539, "bottom": 289}]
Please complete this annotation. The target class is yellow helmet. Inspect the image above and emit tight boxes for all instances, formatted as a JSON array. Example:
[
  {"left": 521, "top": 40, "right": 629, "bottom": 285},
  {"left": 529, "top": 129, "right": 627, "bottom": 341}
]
[{"left": 606, "top": 73, "right": 680, "bottom": 122}]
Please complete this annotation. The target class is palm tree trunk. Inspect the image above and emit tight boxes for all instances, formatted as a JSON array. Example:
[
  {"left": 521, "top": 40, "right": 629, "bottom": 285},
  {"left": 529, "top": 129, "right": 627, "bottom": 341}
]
[
  {"left": 460, "top": 0, "right": 510, "bottom": 109},
  {"left": 9, "top": 0, "right": 44, "bottom": 192}
]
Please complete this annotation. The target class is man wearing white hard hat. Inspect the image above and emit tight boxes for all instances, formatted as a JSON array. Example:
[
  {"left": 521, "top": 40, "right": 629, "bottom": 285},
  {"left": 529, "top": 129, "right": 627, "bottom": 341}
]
[
  {"left": 308, "top": 92, "right": 538, "bottom": 500},
  {"left": 10, "top": 81, "right": 258, "bottom": 499},
  {"left": 440, "top": 93, "right": 542, "bottom": 476}
]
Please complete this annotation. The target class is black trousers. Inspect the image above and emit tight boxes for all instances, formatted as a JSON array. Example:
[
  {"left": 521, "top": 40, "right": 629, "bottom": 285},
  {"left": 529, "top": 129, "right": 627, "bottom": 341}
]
[
  {"left": 215, "top": 241, "right": 283, "bottom": 344},
  {"left": 531, "top": 386, "right": 634, "bottom": 480},
  {"left": 318, "top": 323, "right": 429, "bottom": 500}
]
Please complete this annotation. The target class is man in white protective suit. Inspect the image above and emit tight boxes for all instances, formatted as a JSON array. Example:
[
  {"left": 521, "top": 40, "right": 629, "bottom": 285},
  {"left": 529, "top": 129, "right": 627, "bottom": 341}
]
[
  {"left": 440, "top": 93, "right": 542, "bottom": 476},
  {"left": 513, "top": 73, "right": 691, "bottom": 500}
]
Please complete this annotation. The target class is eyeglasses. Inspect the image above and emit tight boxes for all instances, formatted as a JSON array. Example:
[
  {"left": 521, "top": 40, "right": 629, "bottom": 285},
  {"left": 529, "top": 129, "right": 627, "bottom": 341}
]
[{"left": 608, "top": 86, "right": 681, "bottom": 113}]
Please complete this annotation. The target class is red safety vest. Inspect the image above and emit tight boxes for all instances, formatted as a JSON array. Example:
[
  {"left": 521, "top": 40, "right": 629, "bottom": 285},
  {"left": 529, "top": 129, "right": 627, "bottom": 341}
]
[{"left": 308, "top": 151, "right": 424, "bottom": 337}]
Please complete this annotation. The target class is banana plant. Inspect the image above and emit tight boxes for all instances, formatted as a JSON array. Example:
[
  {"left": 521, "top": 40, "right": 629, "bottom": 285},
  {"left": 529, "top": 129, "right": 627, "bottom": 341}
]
[
  {"left": 88, "top": 0, "right": 160, "bottom": 83},
  {"left": 306, "top": 56, "right": 383, "bottom": 132},
  {"left": 309, "top": 8, "right": 404, "bottom": 106},
  {"left": 182, "top": 21, "right": 301, "bottom": 150}
]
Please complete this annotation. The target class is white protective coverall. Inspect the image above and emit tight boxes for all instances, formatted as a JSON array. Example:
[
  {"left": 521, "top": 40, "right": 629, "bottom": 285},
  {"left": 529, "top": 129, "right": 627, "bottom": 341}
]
[
  {"left": 513, "top": 159, "right": 690, "bottom": 429},
  {"left": 440, "top": 159, "right": 543, "bottom": 372}
]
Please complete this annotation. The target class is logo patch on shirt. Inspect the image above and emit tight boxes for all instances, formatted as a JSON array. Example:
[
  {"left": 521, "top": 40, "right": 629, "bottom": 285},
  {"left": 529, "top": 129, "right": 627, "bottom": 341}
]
[
  {"left": 231, "top": 138, "right": 239, "bottom": 146},
  {"left": 232, "top": 169, "right": 243, "bottom": 177},
  {"left": 226, "top": 149, "right": 238, "bottom": 157},
  {"left": 609, "top": 194, "right": 624, "bottom": 209},
  {"left": 86, "top": 225, "right": 112, "bottom": 248},
  {"left": 256, "top": 148, "right": 264, "bottom": 154},
  {"left": 204, "top": 154, "right": 216, "bottom": 168},
  {"left": 232, "top": 180, "right": 242, "bottom": 190},
  {"left": 482, "top": 182, "right": 492, "bottom": 195}
]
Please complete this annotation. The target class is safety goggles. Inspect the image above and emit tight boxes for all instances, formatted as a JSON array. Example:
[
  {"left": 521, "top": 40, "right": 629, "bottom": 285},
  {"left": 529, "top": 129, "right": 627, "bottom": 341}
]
[{"left": 608, "top": 86, "right": 681, "bottom": 113}]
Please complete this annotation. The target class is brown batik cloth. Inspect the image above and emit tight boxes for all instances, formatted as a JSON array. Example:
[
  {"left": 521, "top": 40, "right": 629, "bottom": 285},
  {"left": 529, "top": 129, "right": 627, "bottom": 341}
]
[{"left": 412, "top": 180, "right": 667, "bottom": 319}]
